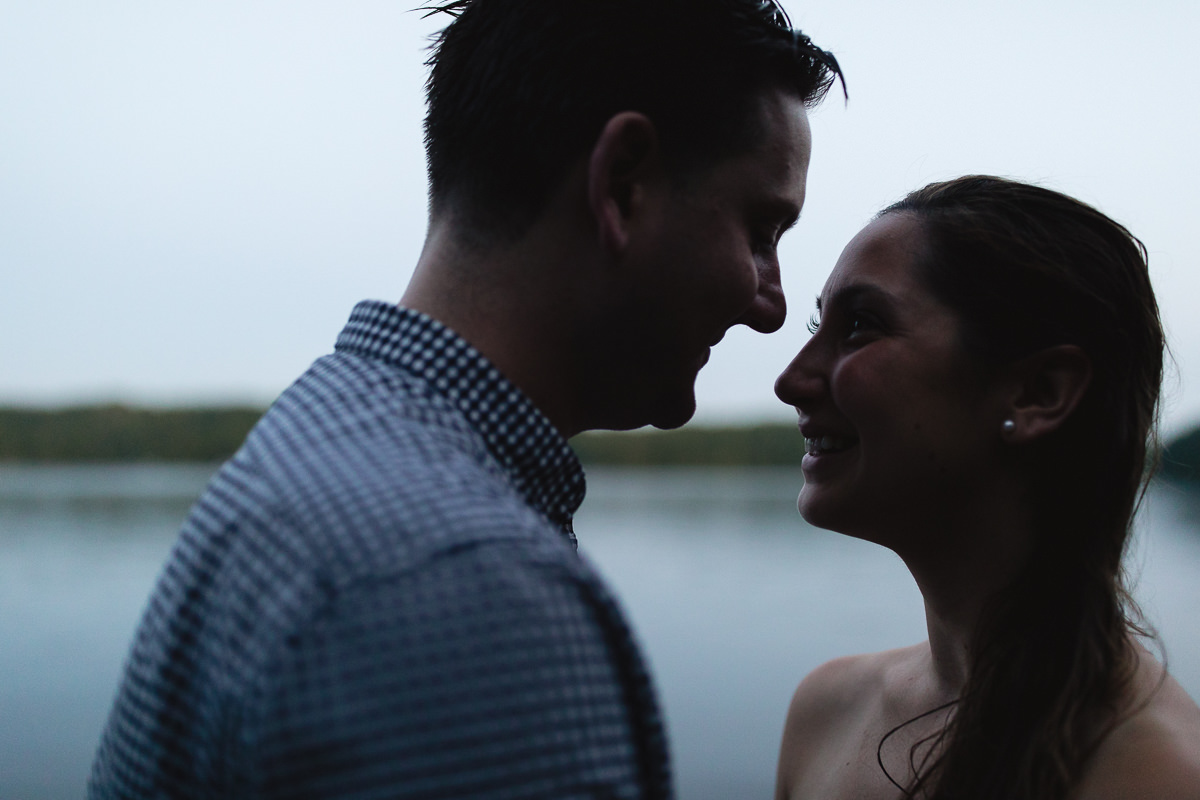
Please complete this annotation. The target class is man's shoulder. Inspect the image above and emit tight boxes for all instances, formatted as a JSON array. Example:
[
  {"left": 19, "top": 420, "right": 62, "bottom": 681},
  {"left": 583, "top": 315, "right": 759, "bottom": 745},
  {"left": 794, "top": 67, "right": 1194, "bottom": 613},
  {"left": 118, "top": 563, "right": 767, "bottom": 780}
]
[
  {"left": 241, "top": 348, "right": 538, "bottom": 536},
  {"left": 165, "top": 348, "right": 577, "bottom": 677},
  {"left": 94, "top": 475, "right": 624, "bottom": 800},
  {"left": 256, "top": 349, "right": 497, "bottom": 479}
]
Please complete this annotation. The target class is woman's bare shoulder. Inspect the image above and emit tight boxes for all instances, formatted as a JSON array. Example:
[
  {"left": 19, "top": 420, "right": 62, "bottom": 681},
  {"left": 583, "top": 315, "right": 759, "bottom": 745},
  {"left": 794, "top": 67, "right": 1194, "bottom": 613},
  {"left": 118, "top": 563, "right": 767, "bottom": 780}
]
[
  {"left": 785, "top": 646, "right": 920, "bottom": 720},
  {"left": 1075, "top": 654, "right": 1200, "bottom": 800},
  {"left": 776, "top": 644, "right": 926, "bottom": 797}
]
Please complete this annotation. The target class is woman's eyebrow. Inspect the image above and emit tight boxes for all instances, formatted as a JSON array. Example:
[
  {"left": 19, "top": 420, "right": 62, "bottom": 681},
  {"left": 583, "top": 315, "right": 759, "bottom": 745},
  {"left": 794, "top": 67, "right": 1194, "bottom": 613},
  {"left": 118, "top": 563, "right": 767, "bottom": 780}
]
[{"left": 816, "top": 283, "right": 890, "bottom": 313}]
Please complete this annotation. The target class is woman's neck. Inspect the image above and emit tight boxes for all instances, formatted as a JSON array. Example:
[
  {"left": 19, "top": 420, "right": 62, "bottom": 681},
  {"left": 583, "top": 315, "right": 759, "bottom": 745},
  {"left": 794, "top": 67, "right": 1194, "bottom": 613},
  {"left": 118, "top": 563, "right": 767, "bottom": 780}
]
[{"left": 898, "top": 484, "right": 1038, "bottom": 697}]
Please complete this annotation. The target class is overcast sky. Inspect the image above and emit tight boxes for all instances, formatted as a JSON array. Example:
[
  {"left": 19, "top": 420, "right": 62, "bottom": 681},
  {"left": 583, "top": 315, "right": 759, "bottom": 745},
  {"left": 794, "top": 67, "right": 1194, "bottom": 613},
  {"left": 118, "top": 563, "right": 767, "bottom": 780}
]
[{"left": 2, "top": 1, "right": 1198, "bottom": 433}]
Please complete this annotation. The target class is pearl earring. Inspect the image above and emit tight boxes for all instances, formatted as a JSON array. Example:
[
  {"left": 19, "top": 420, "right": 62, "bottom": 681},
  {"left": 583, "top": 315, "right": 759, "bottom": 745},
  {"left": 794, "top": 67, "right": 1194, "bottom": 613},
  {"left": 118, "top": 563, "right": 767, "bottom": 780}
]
[{"left": 1002, "top": 419, "right": 1016, "bottom": 434}]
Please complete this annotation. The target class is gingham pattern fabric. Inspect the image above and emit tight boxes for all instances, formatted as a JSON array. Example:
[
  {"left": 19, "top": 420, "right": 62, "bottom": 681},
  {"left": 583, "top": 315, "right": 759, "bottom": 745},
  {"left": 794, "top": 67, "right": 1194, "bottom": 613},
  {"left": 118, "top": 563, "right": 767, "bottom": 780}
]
[{"left": 89, "top": 301, "right": 672, "bottom": 800}]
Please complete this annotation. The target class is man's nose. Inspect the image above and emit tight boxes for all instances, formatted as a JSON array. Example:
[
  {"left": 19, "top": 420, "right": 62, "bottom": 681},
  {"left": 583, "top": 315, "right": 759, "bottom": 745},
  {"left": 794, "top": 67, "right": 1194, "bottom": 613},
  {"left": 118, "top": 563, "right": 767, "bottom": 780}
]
[{"left": 735, "top": 261, "right": 786, "bottom": 334}]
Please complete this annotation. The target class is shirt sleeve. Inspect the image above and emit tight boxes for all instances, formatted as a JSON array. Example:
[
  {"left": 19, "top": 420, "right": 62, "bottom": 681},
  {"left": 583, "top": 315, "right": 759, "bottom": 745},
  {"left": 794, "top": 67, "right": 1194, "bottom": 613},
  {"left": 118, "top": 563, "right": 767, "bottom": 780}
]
[{"left": 245, "top": 540, "right": 645, "bottom": 799}]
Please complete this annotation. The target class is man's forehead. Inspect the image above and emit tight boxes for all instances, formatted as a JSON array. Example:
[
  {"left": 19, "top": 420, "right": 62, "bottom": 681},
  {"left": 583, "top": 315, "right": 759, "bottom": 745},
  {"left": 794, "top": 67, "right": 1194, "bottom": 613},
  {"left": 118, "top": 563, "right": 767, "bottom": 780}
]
[
  {"left": 750, "top": 90, "right": 812, "bottom": 158},
  {"left": 725, "top": 93, "right": 811, "bottom": 190}
]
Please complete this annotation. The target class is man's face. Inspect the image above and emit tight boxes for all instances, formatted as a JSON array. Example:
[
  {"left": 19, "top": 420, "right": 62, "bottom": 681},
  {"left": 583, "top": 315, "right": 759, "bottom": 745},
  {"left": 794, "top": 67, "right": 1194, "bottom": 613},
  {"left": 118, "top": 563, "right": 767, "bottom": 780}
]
[{"left": 583, "top": 90, "right": 813, "bottom": 431}]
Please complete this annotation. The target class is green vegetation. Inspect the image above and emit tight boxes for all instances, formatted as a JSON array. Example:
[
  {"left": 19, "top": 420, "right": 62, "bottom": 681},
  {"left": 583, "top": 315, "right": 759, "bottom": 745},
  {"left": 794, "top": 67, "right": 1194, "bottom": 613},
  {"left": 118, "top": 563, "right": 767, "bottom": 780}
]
[
  {"left": 0, "top": 405, "right": 806, "bottom": 465},
  {"left": 5, "top": 404, "right": 1200, "bottom": 479},
  {"left": 571, "top": 423, "right": 803, "bottom": 466},
  {"left": 0, "top": 405, "right": 265, "bottom": 462}
]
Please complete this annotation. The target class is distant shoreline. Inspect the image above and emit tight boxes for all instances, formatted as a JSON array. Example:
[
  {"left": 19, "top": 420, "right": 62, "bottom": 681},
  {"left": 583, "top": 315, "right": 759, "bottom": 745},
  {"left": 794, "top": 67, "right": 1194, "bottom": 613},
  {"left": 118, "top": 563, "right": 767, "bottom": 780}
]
[
  {"left": 3, "top": 405, "right": 1200, "bottom": 478},
  {"left": 0, "top": 405, "right": 265, "bottom": 464}
]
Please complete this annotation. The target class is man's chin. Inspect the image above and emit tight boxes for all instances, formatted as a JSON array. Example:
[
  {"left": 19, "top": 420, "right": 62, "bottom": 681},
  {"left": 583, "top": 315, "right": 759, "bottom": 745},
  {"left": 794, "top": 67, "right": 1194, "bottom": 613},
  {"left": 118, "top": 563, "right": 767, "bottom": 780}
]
[
  {"left": 645, "top": 392, "right": 697, "bottom": 431},
  {"left": 585, "top": 388, "right": 697, "bottom": 433}
]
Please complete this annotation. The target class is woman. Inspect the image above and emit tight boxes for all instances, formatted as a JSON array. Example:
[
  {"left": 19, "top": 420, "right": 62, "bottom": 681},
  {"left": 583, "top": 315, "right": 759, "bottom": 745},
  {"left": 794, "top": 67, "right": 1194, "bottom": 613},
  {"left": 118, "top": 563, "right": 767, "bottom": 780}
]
[{"left": 773, "top": 176, "right": 1200, "bottom": 800}]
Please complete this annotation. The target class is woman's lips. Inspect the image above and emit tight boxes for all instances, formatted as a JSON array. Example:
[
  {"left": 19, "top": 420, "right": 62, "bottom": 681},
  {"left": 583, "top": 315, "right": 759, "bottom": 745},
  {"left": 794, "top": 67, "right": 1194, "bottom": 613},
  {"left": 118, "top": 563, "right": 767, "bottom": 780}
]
[
  {"left": 804, "top": 435, "right": 857, "bottom": 456},
  {"left": 801, "top": 438, "right": 858, "bottom": 481}
]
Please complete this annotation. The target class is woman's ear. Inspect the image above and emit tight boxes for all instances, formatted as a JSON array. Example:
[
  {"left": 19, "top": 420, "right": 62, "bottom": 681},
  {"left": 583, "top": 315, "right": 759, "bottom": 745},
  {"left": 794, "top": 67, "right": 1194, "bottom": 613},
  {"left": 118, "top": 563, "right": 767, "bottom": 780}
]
[
  {"left": 1002, "top": 345, "right": 1092, "bottom": 443},
  {"left": 587, "top": 112, "right": 661, "bottom": 254}
]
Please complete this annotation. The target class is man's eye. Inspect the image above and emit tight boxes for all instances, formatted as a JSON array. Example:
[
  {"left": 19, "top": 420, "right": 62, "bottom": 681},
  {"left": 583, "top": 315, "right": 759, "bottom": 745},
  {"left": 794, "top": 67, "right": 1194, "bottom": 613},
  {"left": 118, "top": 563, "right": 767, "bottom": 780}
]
[
  {"left": 753, "top": 233, "right": 778, "bottom": 256},
  {"left": 753, "top": 219, "right": 789, "bottom": 254}
]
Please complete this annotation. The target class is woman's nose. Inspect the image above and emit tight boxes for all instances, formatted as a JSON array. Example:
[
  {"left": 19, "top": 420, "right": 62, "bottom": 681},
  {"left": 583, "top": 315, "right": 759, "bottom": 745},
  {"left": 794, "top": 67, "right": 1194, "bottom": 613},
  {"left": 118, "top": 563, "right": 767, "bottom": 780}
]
[{"left": 774, "top": 344, "right": 825, "bottom": 407}]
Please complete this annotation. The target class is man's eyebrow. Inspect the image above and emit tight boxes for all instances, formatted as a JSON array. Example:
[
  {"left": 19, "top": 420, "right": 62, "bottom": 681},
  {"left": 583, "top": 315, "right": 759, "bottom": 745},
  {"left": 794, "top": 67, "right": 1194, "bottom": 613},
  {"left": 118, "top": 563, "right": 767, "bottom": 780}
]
[
  {"left": 779, "top": 201, "right": 801, "bottom": 228},
  {"left": 758, "top": 197, "right": 802, "bottom": 232}
]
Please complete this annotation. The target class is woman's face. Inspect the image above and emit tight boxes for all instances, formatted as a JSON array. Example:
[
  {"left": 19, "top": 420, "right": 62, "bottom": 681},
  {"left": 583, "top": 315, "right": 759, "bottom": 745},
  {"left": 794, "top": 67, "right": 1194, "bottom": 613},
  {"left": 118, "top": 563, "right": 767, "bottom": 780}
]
[{"left": 775, "top": 213, "right": 1006, "bottom": 545}]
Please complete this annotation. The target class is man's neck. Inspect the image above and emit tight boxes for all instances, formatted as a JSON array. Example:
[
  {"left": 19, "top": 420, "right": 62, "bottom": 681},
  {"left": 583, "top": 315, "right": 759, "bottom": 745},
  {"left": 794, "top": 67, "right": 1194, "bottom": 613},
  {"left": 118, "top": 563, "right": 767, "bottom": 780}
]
[{"left": 401, "top": 215, "right": 595, "bottom": 439}]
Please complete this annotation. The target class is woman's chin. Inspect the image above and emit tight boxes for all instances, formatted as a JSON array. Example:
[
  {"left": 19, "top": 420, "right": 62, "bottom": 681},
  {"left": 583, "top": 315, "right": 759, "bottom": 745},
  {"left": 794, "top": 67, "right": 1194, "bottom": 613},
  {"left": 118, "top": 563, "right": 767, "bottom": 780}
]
[
  {"left": 797, "top": 488, "right": 841, "bottom": 532},
  {"left": 797, "top": 488, "right": 879, "bottom": 539}
]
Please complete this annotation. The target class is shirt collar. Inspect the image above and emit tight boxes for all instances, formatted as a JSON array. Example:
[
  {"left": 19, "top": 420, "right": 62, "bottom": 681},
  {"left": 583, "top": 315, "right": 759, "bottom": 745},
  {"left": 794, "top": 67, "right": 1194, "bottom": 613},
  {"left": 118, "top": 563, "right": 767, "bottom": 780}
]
[{"left": 334, "top": 300, "right": 585, "bottom": 543}]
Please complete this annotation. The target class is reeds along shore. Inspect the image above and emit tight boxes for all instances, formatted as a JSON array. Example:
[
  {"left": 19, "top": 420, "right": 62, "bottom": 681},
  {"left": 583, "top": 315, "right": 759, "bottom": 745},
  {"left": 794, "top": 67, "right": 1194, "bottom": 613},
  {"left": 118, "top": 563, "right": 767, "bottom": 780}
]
[{"left": 3, "top": 405, "right": 1200, "bottom": 477}]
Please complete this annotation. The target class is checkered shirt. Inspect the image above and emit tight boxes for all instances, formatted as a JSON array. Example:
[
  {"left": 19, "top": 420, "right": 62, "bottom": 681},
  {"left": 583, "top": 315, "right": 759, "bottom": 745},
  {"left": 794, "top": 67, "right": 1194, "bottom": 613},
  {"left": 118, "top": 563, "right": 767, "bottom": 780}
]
[{"left": 89, "top": 300, "right": 672, "bottom": 799}]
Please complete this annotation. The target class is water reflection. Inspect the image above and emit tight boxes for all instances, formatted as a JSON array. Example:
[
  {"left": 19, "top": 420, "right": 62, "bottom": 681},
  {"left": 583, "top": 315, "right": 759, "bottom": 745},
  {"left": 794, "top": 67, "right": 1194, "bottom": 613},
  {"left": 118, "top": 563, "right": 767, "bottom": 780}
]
[
  {"left": 0, "top": 464, "right": 1196, "bottom": 800},
  {"left": 0, "top": 465, "right": 211, "bottom": 800}
]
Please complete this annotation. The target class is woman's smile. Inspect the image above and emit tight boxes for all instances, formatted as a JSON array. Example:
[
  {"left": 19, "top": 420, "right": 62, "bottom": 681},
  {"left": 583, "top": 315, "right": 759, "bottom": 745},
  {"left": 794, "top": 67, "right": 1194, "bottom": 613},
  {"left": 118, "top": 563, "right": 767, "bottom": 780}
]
[
  {"left": 776, "top": 212, "right": 998, "bottom": 540},
  {"left": 802, "top": 432, "right": 859, "bottom": 456},
  {"left": 799, "top": 422, "right": 860, "bottom": 477}
]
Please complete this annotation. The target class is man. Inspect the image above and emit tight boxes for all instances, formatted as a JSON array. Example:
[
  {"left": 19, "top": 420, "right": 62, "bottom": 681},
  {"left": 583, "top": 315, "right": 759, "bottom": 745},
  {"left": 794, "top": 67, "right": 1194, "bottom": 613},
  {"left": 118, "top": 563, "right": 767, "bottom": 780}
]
[{"left": 90, "top": 1, "right": 841, "bottom": 797}]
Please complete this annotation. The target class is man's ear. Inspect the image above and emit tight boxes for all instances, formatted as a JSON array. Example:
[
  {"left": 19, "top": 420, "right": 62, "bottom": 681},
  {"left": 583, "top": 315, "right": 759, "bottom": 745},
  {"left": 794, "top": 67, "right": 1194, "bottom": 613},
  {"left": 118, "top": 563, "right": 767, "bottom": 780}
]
[
  {"left": 587, "top": 112, "right": 661, "bottom": 254},
  {"left": 1002, "top": 345, "right": 1092, "bottom": 443}
]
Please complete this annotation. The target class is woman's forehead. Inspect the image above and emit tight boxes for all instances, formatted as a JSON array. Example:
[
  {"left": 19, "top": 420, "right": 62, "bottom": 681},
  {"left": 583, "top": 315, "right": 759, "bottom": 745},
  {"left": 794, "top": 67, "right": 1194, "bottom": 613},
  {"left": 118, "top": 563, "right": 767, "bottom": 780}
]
[{"left": 820, "top": 213, "right": 926, "bottom": 305}]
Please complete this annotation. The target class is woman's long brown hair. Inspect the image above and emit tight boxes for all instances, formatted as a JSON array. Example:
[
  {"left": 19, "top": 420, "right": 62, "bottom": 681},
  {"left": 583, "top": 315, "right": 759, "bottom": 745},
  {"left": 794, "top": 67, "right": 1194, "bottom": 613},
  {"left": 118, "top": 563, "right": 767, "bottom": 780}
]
[{"left": 881, "top": 176, "right": 1165, "bottom": 799}]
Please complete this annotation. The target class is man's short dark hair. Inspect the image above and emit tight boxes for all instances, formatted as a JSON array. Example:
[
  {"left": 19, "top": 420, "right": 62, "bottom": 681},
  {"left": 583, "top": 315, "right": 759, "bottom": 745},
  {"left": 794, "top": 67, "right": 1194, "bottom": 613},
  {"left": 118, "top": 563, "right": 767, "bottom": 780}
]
[{"left": 422, "top": 0, "right": 843, "bottom": 244}]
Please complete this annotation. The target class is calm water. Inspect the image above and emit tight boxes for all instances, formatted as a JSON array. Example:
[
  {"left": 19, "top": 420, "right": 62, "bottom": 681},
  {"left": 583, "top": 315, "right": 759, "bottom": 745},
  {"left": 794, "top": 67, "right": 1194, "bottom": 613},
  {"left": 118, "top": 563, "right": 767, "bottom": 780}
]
[{"left": 2, "top": 464, "right": 1198, "bottom": 800}]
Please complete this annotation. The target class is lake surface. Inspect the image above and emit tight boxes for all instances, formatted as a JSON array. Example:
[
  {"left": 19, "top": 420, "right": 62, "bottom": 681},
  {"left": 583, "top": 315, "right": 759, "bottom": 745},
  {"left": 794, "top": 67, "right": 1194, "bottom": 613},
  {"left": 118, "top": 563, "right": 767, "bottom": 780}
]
[{"left": 2, "top": 464, "right": 1198, "bottom": 800}]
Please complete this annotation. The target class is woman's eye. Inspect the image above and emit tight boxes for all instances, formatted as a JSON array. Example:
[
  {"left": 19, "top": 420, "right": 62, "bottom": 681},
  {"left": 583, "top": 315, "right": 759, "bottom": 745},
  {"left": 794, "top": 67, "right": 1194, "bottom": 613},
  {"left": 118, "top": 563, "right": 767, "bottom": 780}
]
[
  {"left": 806, "top": 313, "right": 820, "bottom": 334},
  {"left": 846, "top": 311, "right": 882, "bottom": 338}
]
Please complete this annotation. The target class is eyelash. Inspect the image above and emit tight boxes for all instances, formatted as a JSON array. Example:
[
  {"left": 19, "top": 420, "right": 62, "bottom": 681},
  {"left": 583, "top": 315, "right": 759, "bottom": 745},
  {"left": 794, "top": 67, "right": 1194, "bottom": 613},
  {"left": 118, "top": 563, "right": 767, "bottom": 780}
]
[
  {"left": 754, "top": 232, "right": 779, "bottom": 255},
  {"left": 806, "top": 310, "right": 883, "bottom": 338},
  {"left": 755, "top": 217, "right": 794, "bottom": 256},
  {"left": 849, "top": 311, "right": 881, "bottom": 332}
]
